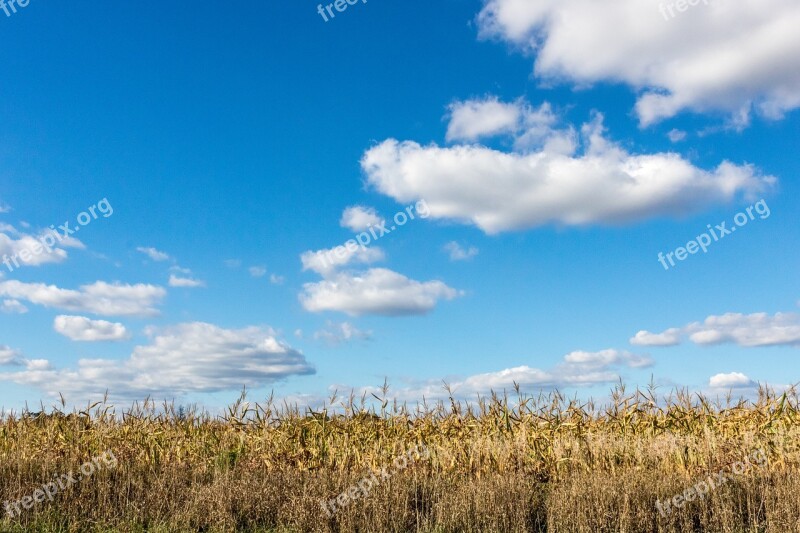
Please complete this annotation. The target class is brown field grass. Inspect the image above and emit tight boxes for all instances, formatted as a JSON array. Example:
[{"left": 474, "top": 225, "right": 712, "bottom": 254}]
[{"left": 1, "top": 384, "right": 799, "bottom": 532}]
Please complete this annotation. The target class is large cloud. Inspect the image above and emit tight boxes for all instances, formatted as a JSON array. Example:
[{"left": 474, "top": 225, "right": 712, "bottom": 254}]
[
  {"left": 477, "top": 0, "right": 800, "bottom": 125},
  {"left": 0, "top": 322, "right": 315, "bottom": 400},
  {"left": 362, "top": 101, "right": 774, "bottom": 234},
  {"left": 0, "top": 280, "right": 166, "bottom": 317},
  {"left": 300, "top": 268, "right": 460, "bottom": 316},
  {"left": 632, "top": 312, "right": 800, "bottom": 348}
]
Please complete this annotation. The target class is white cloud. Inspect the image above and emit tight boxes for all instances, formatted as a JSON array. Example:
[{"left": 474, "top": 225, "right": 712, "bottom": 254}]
[
  {"left": 0, "top": 322, "right": 315, "bottom": 401},
  {"left": 136, "top": 247, "right": 170, "bottom": 262},
  {"left": 249, "top": 266, "right": 267, "bottom": 278},
  {"left": 314, "top": 321, "right": 372, "bottom": 346},
  {"left": 477, "top": 0, "right": 800, "bottom": 126},
  {"left": 0, "top": 226, "right": 84, "bottom": 268},
  {"left": 270, "top": 274, "right": 285, "bottom": 285},
  {"left": 562, "top": 349, "right": 653, "bottom": 369},
  {"left": 300, "top": 268, "right": 461, "bottom": 317},
  {"left": 633, "top": 312, "right": 800, "bottom": 348},
  {"left": 0, "top": 345, "right": 22, "bottom": 366},
  {"left": 446, "top": 98, "right": 561, "bottom": 152},
  {"left": 301, "top": 243, "right": 384, "bottom": 277},
  {"left": 340, "top": 206, "right": 384, "bottom": 232},
  {"left": 630, "top": 328, "right": 682, "bottom": 347},
  {"left": 709, "top": 372, "right": 757, "bottom": 389},
  {"left": 0, "top": 280, "right": 166, "bottom": 317},
  {"left": 170, "top": 265, "right": 192, "bottom": 275},
  {"left": 362, "top": 108, "right": 774, "bottom": 234},
  {"left": 0, "top": 202, "right": 10, "bottom": 213},
  {"left": 168, "top": 274, "right": 205, "bottom": 288},
  {"left": 667, "top": 129, "right": 687, "bottom": 143},
  {"left": 446, "top": 97, "right": 523, "bottom": 142},
  {"left": 1, "top": 299, "right": 28, "bottom": 314},
  {"left": 443, "top": 241, "right": 479, "bottom": 261},
  {"left": 224, "top": 259, "right": 241, "bottom": 268},
  {"left": 53, "top": 315, "right": 130, "bottom": 342},
  {"left": 345, "top": 348, "right": 651, "bottom": 402}
]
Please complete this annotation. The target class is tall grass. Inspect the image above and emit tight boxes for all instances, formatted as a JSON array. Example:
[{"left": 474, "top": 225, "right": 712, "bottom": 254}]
[{"left": 1, "top": 384, "right": 799, "bottom": 532}]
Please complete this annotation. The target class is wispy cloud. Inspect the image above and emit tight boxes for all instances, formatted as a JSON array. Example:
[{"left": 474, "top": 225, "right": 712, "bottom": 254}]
[{"left": 136, "top": 246, "right": 171, "bottom": 262}]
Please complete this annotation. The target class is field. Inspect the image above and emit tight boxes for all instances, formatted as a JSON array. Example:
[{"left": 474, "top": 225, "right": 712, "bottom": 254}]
[{"left": 1, "top": 385, "right": 799, "bottom": 532}]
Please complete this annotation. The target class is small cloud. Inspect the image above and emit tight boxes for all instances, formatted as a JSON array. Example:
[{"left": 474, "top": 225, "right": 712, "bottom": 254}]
[
  {"left": 270, "top": 274, "right": 285, "bottom": 285},
  {"left": 137, "top": 247, "right": 171, "bottom": 262},
  {"left": 340, "top": 206, "right": 384, "bottom": 232},
  {"left": 294, "top": 329, "right": 304, "bottom": 339},
  {"left": 630, "top": 328, "right": 682, "bottom": 347},
  {"left": 667, "top": 129, "right": 687, "bottom": 143},
  {"left": 53, "top": 315, "right": 130, "bottom": 342},
  {"left": 443, "top": 241, "right": 479, "bottom": 261},
  {"left": 249, "top": 266, "right": 267, "bottom": 278},
  {"left": 1, "top": 299, "right": 28, "bottom": 314},
  {"left": 314, "top": 321, "right": 372, "bottom": 346},
  {"left": 170, "top": 265, "right": 192, "bottom": 275},
  {"left": 168, "top": 274, "right": 206, "bottom": 288},
  {"left": 0, "top": 345, "right": 22, "bottom": 365},
  {"left": 709, "top": 372, "right": 757, "bottom": 389},
  {"left": 0, "top": 202, "right": 10, "bottom": 213},
  {"left": 224, "top": 259, "right": 241, "bottom": 268}
]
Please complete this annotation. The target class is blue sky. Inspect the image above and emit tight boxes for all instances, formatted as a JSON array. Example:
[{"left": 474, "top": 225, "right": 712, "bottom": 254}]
[{"left": 0, "top": 0, "right": 798, "bottom": 410}]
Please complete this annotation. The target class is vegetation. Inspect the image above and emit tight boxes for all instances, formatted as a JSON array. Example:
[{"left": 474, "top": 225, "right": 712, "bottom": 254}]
[{"left": 1, "top": 384, "right": 799, "bottom": 532}]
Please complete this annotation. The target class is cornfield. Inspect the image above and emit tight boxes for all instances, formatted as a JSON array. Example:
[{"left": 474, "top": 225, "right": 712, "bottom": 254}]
[{"left": 1, "top": 384, "right": 800, "bottom": 532}]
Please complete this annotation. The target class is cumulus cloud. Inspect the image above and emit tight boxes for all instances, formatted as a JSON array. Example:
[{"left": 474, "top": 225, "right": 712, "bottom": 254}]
[
  {"left": 314, "top": 321, "right": 372, "bottom": 346},
  {"left": 0, "top": 225, "right": 84, "bottom": 268},
  {"left": 630, "top": 328, "right": 682, "bottom": 347},
  {"left": 340, "top": 206, "right": 384, "bottom": 232},
  {"left": 168, "top": 274, "right": 205, "bottom": 288},
  {"left": 0, "top": 280, "right": 166, "bottom": 317},
  {"left": 0, "top": 345, "right": 22, "bottom": 366},
  {"left": 362, "top": 106, "right": 774, "bottom": 234},
  {"left": 633, "top": 312, "right": 800, "bottom": 348},
  {"left": 446, "top": 97, "right": 562, "bottom": 151},
  {"left": 0, "top": 322, "right": 315, "bottom": 401},
  {"left": 709, "top": 372, "right": 757, "bottom": 390},
  {"left": 344, "top": 348, "right": 652, "bottom": 402},
  {"left": 300, "top": 268, "right": 460, "bottom": 317},
  {"left": 136, "top": 247, "right": 170, "bottom": 262},
  {"left": 446, "top": 97, "right": 524, "bottom": 142},
  {"left": 1, "top": 299, "right": 28, "bottom": 314},
  {"left": 443, "top": 241, "right": 479, "bottom": 261},
  {"left": 53, "top": 315, "right": 130, "bottom": 342},
  {"left": 477, "top": 0, "right": 800, "bottom": 126}
]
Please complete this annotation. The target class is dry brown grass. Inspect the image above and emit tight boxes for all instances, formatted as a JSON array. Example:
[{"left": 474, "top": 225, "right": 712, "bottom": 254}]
[{"left": 1, "top": 384, "right": 799, "bottom": 532}]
